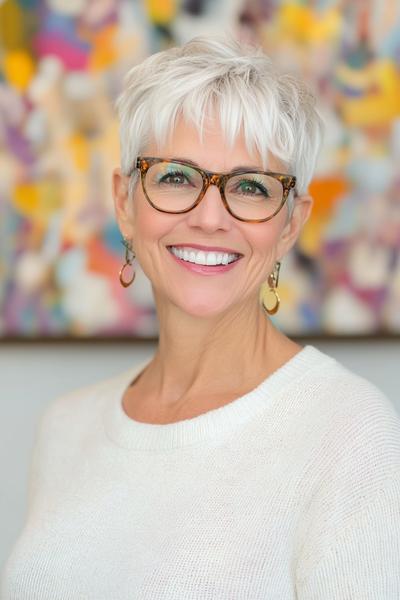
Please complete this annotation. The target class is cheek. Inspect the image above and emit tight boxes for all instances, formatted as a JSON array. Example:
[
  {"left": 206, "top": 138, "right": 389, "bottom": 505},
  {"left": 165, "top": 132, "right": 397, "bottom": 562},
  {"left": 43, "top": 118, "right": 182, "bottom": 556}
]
[
  {"left": 132, "top": 192, "right": 163, "bottom": 244},
  {"left": 244, "top": 219, "right": 284, "bottom": 257},
  {"left": 134, "top": 208, "right": 155, "bottom": 243}
]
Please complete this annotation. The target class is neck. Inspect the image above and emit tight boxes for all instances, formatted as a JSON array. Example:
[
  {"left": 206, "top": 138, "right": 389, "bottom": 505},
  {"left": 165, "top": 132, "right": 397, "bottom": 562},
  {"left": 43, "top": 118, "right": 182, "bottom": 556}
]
[{"left": 141, "top": 296, "right": 301, "bottom": 410}]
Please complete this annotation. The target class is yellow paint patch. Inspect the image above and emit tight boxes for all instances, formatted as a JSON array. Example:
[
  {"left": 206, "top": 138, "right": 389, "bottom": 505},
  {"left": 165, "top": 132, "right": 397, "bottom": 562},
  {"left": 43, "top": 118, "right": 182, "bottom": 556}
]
[
  {"left": 14, "top": 182, "right": 39, "bottom": 216},
  {"left": 338, "top": 60, "right": 400, "bottom": 127},
  {"left": 298, "top": 219, "right": 325, "bottom": 257},
  {"left": 66, "top": 133, "right": 89, "bottom": 171},
  {"left": 145, "top": 0, "right": 176, "bottom": 25},
  {"left": 13, "top": 180, "right": 62, "bottom": 223},
  {"left": 279, "top": 4, "right": 341, "bottom": 44},
  {"left": 3, "top": 49, "right": 35, "bottom": 91}
]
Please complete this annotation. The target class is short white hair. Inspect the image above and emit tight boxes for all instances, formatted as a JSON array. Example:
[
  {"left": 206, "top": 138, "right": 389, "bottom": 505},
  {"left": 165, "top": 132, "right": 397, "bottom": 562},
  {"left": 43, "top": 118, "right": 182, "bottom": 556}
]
[{"left": 116, "top": 35, "right": 324, "bottom": 214}]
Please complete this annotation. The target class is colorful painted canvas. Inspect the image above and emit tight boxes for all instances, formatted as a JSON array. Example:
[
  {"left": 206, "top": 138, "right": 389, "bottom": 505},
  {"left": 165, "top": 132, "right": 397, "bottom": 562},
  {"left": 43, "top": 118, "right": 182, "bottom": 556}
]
[{"left": 0, "top": 0, "right": 399, "bottom": 338}]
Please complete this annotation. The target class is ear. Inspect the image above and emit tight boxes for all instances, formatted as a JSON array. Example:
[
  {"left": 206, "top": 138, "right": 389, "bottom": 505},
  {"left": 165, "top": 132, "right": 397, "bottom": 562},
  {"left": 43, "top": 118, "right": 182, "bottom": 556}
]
[
  {"left": 112, "top": 167, "right": 135, "bottom": 240},
  {"left": 276, "top": 194, "right": 314, "bottom": 260}
]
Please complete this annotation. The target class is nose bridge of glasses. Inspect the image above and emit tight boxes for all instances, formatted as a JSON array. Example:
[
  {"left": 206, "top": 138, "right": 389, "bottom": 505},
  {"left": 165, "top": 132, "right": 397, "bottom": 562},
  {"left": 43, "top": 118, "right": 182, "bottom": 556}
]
[
  {"left": 198, "top": 172, "right": 227, "bottom": 214},
  {"left": 203, "top": 172, "right": 225, "bottom": 193},
  {"left": 210, "top": 173, "right": 221, "bottom": 186}
]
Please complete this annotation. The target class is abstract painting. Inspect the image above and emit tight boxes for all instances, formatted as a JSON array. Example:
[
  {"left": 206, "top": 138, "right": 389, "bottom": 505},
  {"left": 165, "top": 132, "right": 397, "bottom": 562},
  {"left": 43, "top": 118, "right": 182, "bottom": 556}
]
[{"left": 0, "top": 0, "right": 399, "bottom": 338}]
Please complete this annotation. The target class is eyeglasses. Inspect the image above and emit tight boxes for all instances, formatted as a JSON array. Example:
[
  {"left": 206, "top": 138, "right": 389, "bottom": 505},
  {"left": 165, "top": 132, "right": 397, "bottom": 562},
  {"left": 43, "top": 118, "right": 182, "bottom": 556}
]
[{"left": 134, "top": 157, "right": 296, "bottom": 223}]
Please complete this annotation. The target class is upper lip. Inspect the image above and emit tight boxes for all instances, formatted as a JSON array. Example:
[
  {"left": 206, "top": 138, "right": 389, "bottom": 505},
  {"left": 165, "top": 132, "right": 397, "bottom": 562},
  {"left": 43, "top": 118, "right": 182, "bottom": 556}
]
[{"left": 167, "top": 243, "right": 243, "bottom": 255}]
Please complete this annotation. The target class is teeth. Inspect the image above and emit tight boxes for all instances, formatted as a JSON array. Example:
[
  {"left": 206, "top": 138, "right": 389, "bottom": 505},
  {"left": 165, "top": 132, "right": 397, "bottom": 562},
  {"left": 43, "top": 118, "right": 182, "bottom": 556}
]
[
  {"left": 169, "top": 246, "right": 239, "bottom": 266},
  {"left": 195, "top": 251, "right": 206, "bottom": 265}
]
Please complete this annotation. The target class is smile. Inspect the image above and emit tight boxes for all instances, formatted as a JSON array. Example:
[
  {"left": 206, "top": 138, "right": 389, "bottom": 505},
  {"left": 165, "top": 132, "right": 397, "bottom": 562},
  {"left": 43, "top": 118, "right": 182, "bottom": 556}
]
[
  {"left": 167, "top": 246, "right": 241, "bottom": 266},
  {"left": 167, "top": 246, "right": 242, "bottom": 275}
]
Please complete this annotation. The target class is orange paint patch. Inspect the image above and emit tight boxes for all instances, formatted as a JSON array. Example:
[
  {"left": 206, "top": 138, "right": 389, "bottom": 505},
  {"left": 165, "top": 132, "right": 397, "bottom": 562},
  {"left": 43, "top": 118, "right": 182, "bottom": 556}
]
[
  {"left": 88, "top": 24, "right": 118, "bottom": 71},
  {"left": 308, "top": 177, "right": 349, "bottom": 219},
  {"left": 86, "top": 237, "right": 120, "bottom": 279},
  {"left": 299, "top": 176, "right": 349, "bottom": 256}
]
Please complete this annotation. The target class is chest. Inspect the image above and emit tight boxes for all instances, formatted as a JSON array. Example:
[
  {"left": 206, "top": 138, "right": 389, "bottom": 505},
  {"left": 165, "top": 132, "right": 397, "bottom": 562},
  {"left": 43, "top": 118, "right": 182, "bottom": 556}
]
[{"left": 4, "top": 449, "right": 306, "bottom": 599}]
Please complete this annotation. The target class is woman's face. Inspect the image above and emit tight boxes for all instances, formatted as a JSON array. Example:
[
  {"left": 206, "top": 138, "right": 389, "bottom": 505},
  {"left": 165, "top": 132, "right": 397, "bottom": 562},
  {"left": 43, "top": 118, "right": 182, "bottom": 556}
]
[{"left": 113, "top": 117, "right": 312, "bottom": 319}]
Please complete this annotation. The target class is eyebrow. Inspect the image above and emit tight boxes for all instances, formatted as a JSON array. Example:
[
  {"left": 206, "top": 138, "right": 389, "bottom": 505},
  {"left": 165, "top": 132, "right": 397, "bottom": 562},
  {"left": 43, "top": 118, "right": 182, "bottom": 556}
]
[{"left": 169, "top": 157, "right": 263, "bottom": 173}]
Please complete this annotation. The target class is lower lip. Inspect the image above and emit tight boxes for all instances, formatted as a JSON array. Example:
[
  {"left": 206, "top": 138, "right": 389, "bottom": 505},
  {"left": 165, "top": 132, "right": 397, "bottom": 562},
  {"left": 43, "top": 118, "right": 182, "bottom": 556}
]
[{"left": 167, "top": 249, "right": 242, "bottom": 275}]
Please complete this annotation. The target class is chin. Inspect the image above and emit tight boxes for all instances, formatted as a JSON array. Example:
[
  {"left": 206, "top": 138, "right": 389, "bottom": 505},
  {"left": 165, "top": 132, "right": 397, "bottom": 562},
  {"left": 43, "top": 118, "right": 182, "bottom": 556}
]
[{"left": 171, "top": 293, "right": 236, "bottom": 320}]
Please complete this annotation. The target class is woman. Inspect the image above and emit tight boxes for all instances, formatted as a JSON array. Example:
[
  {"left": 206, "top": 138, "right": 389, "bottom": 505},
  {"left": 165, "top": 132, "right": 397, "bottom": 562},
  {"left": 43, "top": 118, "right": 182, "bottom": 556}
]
[{"left": 2, "top": 36, "right": 400, "bottom": 599}]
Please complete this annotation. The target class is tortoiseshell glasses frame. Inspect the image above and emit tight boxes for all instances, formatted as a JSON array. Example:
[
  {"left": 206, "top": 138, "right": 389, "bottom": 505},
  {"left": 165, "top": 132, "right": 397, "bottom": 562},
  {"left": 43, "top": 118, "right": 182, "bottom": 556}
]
[{"left": 132, "top": 156, "right": 297, "bottom": 224}]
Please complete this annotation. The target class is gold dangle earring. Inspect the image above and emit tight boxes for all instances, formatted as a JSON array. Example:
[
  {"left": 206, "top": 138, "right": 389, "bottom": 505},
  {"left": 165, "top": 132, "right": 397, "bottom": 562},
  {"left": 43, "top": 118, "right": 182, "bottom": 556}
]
[
  {"left": 261, "top": 261, "right": 281, "bottom": 315},
  {"left": 119, "top": 237, "right": 136, "bottom": 288}
]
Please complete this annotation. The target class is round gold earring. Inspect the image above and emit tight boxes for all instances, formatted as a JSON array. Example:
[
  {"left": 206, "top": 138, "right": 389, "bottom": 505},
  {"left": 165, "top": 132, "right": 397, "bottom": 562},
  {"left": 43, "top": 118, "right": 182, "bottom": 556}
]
[
  {"left": 262, "top": 261, "right": 281, "bottom": 315},
  {"left": 119, "top": 238, "right": 136, "bottom": 288}
]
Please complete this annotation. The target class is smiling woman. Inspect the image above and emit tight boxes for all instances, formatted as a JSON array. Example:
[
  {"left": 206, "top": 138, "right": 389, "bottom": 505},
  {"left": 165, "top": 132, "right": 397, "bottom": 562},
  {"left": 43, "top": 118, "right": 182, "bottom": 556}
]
[
  {"left": 114, "top": 116, "right": 309, "bottom": 323},
  {"left": 2, "top": 35, "right": 400, "bottom": 600}
]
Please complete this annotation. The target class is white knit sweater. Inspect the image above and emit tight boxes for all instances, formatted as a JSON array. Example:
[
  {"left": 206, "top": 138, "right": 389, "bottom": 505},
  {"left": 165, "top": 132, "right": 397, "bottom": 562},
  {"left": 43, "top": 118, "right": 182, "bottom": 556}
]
[{"left": 2, "top": 345, "right": 400, "bottom": 599}]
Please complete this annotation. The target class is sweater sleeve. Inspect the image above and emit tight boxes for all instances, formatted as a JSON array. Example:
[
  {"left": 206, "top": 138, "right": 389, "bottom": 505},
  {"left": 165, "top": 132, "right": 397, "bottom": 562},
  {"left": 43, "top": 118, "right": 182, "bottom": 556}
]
[
  {"left": 295, "top": 379, "right": 400, "bottom": 599},
  {"left": 295, "top": 474, "right": 400, "bottom": 599}
]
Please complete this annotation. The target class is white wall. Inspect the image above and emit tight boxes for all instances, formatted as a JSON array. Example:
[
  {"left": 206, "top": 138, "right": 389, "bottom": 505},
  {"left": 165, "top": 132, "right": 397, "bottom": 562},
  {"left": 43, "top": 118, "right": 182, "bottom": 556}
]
[{"left": 1, "top": 339, "right": 399, "bottom": 571}]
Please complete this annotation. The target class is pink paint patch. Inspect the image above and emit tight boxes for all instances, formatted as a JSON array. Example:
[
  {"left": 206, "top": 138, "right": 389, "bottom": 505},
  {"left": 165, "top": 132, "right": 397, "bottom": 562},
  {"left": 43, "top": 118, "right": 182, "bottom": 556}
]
[{"left": 34, "top": 34, "right": 89, "bottom": 70}]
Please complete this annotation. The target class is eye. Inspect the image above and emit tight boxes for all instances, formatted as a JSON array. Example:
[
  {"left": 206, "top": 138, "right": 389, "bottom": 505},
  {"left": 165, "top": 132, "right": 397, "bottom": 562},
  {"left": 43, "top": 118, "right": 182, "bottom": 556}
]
[
  {"left": 158, "top": 170, "right": 192, "bottom": 186},
  {"left": 232, "top": 178, "right": 270, "bottom": 197}
]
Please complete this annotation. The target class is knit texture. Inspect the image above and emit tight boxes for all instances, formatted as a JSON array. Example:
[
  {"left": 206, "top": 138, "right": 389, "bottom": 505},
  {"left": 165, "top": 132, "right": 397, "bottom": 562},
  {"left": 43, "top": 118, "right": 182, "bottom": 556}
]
[{"left": 1, "top": 345, "right": 400, "bottom": 599}]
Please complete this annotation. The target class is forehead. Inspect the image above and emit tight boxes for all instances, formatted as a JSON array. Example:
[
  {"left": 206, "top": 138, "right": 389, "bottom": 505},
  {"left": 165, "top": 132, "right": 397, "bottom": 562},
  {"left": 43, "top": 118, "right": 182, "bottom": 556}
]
[{"left": 143, "top": 115, "right": 284, "bottom": 173}]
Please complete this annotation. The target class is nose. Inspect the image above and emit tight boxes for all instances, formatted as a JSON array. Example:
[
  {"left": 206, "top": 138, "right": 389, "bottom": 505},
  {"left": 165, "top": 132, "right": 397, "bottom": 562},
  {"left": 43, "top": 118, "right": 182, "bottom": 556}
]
[{"left": 185, "top": 180, "right": 232, "bottom": 233}]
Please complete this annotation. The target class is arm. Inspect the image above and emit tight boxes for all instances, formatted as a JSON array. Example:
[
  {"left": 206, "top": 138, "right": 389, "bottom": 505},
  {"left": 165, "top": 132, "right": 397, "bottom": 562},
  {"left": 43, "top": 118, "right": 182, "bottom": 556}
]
[
  {"left": 296, "top": 475, "right": 400, "bottom": 599},
  {"left": 295, "top": 382, "right": 400, "bottom": 599}
]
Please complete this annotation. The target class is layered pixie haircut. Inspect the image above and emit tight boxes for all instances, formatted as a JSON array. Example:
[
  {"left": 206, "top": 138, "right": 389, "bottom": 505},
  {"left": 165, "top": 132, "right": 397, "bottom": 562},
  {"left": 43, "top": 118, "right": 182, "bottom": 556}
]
[{"left": 116, "top": 36, "right": 323, "bottom": 215}]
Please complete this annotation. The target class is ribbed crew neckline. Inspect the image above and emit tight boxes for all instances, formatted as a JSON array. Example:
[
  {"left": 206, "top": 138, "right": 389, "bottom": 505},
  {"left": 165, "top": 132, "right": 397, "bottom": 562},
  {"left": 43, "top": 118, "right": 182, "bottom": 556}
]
[{"left": 102, "top": 344, "right": 334, "bottom": 451}]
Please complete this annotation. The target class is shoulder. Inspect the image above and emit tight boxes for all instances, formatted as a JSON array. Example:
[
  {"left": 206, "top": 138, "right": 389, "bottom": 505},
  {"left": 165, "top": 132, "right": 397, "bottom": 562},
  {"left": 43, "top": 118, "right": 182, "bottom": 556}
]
[
  {"left": 34, "top": 366, "right": 137, "bottom": 450},
  {"left": 324, "top": 363, "right": 400, "bottom": 484},
  {"left": 300, "top": 347, "right": 399, "bottom": 436},
  {"left": 294, "top": 352, "right": 400, "bottom": 586},
  {"left": 295, "top": 347, "right": 400, "bottom": 490},
  {"left": 297, "top": 347, "right": 400, "bottom": 518},
  {"left": 25, "top": 367, "right": 139, "bottom": 500}
]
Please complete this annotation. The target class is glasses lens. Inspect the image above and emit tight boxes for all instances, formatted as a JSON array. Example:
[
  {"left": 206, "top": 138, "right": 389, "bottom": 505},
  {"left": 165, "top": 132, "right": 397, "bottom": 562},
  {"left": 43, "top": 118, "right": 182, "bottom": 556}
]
[
  {"left": 225, "top": 173, "right": 284, "bottom": 220},
  {"left": 144, "top": 161, "right": 203, "bottom": 212}
]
